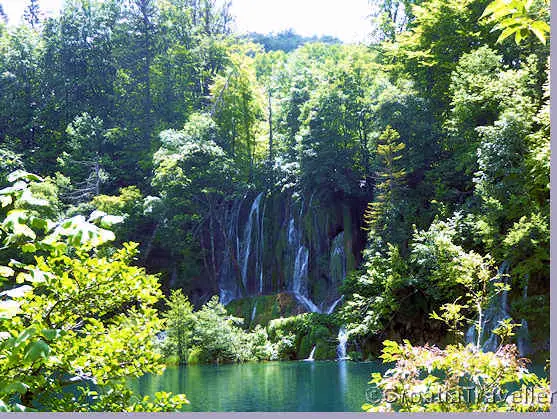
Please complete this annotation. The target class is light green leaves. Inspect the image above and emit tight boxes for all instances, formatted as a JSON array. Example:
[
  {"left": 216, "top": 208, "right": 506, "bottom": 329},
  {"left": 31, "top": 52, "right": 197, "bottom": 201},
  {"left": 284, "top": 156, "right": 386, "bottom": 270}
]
[
  {"left": 23, "top": 339, "right": 50, "bottom": 363},
  {"left": 481, "top": 0, "right": 550, "bottom": 44},
  {"left": 45, "top": 215, "right": 116, "bottom": 248},
  {"left": 0, "top": 300, "right": 21, "bottom": 320},
  {"left": 0, "top": 266, "right": 14, "bottom": 278},
  {"left": 2, "top": 210, "right": 37, "bottom": 240}
]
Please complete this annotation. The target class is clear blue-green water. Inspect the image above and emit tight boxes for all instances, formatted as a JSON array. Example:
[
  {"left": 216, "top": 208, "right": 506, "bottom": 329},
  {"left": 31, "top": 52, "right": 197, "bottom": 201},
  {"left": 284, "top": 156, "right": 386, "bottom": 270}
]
[{"left": 129, "top": 360, "right": 385, "bottom": 412}]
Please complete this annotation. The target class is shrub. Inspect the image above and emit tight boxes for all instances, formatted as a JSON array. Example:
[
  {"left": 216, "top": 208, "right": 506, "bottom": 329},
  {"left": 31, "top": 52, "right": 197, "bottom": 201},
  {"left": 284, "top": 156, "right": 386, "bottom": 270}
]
[{"left": 364, "top": 340, "right": 550, "bottom": 412}]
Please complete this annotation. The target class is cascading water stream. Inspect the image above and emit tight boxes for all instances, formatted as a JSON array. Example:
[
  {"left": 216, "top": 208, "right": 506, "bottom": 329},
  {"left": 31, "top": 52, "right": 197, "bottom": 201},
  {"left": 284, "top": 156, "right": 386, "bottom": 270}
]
[
  {"left": 337, "top": 327, "right": 349, "bottom": 360},
  {"left": 259, "top": 200, "right": 266, "bottom": 294},
  {"left": 326, "top": 296, "right": 343, "bottom": 315},
  {"left": 516, "top": 275, "right": 531, "bottom": 356},
  {"left": 218, "top": 198, "right": 243, "bottom": 305},
  {"left": 240, "top": 192, "right": 264, "bottom": 293},
  {"left": 287, "top": 212, "right": 320, "bottom": 313},
  {"left": 304, "top": 345, "right": 316, "bottom": 361},
  {"left": 251, "top": 304, "right": 257, "bottom": 323}
]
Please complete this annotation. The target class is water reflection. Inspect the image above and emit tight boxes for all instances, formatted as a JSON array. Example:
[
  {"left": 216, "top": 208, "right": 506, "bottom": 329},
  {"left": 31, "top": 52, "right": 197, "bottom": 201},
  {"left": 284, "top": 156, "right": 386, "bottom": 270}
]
[{"left": 129, "top": 360, "right": 386, "bottom": 412}]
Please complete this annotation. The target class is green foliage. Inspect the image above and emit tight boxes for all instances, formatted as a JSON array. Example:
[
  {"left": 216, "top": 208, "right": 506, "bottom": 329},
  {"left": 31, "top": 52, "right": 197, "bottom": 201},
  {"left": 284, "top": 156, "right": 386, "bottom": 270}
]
[
  {"left": 481, "top": 0, "right": 550, "bottom": 44},
  {"left": 0, "top": 0, "right": 550, "bottom": 406},
  {"left": 0, "top": 172, "right": 187, "bottom": 411},
  {"left": 364, "top": 341, "right": 550, "bottom": 412},
  {"left": 364, "top": 126, "right": 406, "bottom": 239},
  {"left": 160, "top": 294, "right": 276, "bottom": 364},
  {"left": 161, "top": 290, "right": 195, "bottom": 365}
]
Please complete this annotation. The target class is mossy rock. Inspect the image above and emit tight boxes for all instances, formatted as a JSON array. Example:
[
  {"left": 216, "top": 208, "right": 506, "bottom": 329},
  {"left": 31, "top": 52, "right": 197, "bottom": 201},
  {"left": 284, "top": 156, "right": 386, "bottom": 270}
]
[
  {"left": 314, "top": 340, "right": 336, "bottom": 360},
  {"left": 309, "top": 324, "right": 332, "bottom": 342},
  {"left": 298, "top": 334, "right": 312, "bottom": 359},
  {"left": 226, "top": 293, "right": 306, "bottom": 328}
]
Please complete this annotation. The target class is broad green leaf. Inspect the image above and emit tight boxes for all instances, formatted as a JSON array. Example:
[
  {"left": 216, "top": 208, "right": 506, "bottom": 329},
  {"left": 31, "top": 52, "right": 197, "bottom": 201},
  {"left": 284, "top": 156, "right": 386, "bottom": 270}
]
[
  {"left": 530, "top": 21, "right": 549, "bottom": 44},
  {"left": 19, "top": 189, "right": 49, "bottom": 207},
  {"left": 23, "top": 339, "right": 50, "bottom": 363},
  {"left": 41, "top": 328, "right": 64, "bottom": 341},
  {"left": 0, "top": 381, "right": 29, "bottom": 395},
  {"left": 0, "top": 400, "right": 9, "bottom": 412},
  {"left": 0, "top": 266, "right": 14, "bottom": 278},
  {"left": 7, "top": 170, "right": 43, "bottom": 183},
  {"left": 497, "top": 26, "right": 519, "bottom": 43},
  {"left": 14, "top": 327, "right": 37, "bottom": 347}
]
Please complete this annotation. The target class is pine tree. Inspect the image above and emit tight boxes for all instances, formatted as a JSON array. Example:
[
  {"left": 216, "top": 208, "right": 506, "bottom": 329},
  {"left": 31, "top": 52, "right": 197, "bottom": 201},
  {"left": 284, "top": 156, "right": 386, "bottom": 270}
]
[{"left": 364, "top": 126, "right": 406, "bottom": 238}]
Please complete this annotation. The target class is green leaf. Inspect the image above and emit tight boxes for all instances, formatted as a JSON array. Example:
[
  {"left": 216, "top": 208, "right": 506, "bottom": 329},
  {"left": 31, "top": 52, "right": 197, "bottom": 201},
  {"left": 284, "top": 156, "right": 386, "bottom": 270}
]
[
  {"left": 0, "top": 400, "right": 9, "bottom": 412},
  {"left": 14, "top": 327, "right": 37, "bottom": 348},
  {"left": 21, "top": 243, "right": 36, "bottom": 253},
  {"left": 23, "top": 339, "right": 50, "bottom": 363},
  {"left": 0, "top": 300, "right": 21, "bottom": 320},
  {"left": 0, "top": 266, "right": 15, "bottom": 278},
  {"left": 19, "top": 189, "right": 49, "bottom": 207},
  {"left": 530, "top": 21, "right": 549, "bottom": 44},
  {"left": 7, "top": 170, "right": 43, "bottom": 183},
  {"left": 0, "top": 381, "right": 29, "bottom": 395},
  {"left": 41, "top": 328, "right": 64, "bottom": 341},
  {"left": 0, "top": 285, "right": 33, "bottom": 298},
  {"left": 497, "top": 26, "right": 519, "bottom": 43}
]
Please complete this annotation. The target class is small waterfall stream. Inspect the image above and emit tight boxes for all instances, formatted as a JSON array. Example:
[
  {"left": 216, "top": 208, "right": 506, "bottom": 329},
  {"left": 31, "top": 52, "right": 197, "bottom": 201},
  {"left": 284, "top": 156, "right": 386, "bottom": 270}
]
[
  {"left": 304, "top": 345, "right": 316, "bottom": 361},
  {"left": 325, "top": 231, "right": 346, "bottom": 313},
  {"left": 337, "top": 327, "right": 349, "bottom": 360},
  {"left": 516, "top": 275, "right": 532, "bottom": 356},
  {"left": 239, "top": 192, "right": 264, "bottom": 293},
  {"left": 288, "top": 215, "right": 320, "bottom": 313},
  {"left": 218, "top": 198, "right": 244, "bottom": 305}
]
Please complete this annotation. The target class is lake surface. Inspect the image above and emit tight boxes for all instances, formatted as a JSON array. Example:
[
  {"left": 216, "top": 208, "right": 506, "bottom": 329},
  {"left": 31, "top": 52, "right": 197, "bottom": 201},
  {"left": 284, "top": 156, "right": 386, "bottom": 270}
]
[{"left": 129, "top": 360, "right": 386, "bottom": 412}]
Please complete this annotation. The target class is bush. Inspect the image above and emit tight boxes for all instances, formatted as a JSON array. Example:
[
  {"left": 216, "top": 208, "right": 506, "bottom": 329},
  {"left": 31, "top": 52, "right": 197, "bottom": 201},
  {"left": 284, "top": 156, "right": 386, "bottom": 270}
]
[
  {"left": 0, "top": 171, "right": 187, "bottom": 412},
  {"left": 364, "top": 340, "right": 550, "bottom": 412}
]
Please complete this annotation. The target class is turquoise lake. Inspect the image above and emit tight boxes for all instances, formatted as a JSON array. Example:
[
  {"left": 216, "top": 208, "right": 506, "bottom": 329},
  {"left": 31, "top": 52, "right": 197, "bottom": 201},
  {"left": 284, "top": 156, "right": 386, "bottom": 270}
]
[{"left": 129, "top": 360, "right": 387, "bottom": 412}]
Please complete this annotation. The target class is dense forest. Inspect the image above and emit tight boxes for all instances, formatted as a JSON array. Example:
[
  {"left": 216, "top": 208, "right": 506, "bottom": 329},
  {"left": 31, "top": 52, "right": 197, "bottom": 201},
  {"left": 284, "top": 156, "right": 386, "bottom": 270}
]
[{"left": 0, "top": 0, "right": 551, "bottom": 412}]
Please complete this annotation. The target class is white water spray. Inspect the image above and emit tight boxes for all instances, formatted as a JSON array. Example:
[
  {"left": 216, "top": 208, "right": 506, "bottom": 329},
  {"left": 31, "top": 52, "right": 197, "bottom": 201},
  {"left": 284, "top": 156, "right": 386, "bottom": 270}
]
[
  {"left": 337, "top": 327, "right": 349, "bottom": 360},
  {"left": 304, "top": 345, "right": 316, "bottom": 361}
]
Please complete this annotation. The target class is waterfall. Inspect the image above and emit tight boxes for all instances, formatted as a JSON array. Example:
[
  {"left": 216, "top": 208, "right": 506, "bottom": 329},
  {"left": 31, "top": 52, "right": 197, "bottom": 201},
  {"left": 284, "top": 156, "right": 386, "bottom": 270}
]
[
  {"left": 288, "top": 214, "right": 320, "bottom": 313},
  {"left": 239, "top": 192, "right": 264, "bottom": 293},
  {"left": 466, "top": 261, "right": 511, "bottom": 352},
  {"left": 251, "top": 304, "right": 257, "bottom": 323},
  {"left": 259, "top": 200, "right": 266, "bottom": 294},
  {"left": 304, "top": 345, "right": 316, "bottom": 361},
  {"left": 516, "top": 275, "right": 532, "bottom": 356},
  {"left": 337, "top": 326, "right": 349, "bottom": 360},
  {"left": 326, "top": 296, "right": 343, "bottom": 314},
  {"left": 218, "top": 198, "right": 243, "bottom": 305}
]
